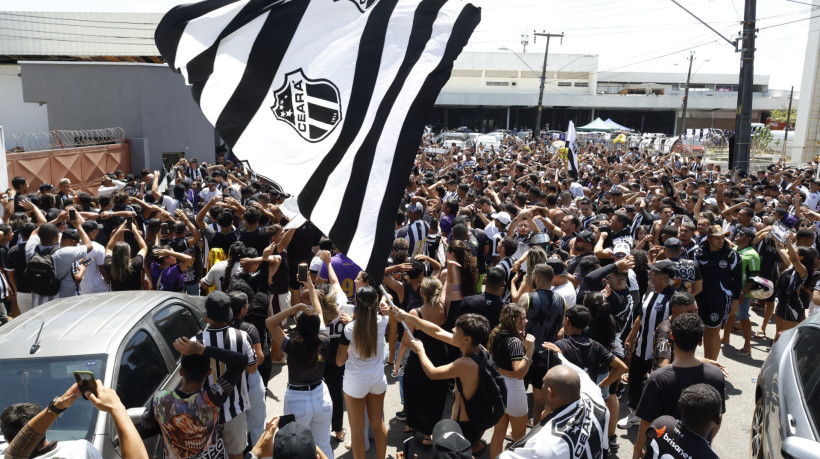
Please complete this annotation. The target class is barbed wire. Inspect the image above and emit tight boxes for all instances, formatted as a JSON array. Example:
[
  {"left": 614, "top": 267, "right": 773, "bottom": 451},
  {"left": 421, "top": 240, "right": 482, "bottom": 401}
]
[{"left": 4, "top": 127, "right": 125, "bottom": 153}]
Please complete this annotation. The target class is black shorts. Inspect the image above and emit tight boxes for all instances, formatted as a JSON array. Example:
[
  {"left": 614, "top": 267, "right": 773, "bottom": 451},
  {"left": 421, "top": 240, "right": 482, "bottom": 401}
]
[
  {"left": 775, "top": 299, "right": 806, "bottom": 323},
  {"left": 697, "top": 294, "right": 731, "bottom": 328}
]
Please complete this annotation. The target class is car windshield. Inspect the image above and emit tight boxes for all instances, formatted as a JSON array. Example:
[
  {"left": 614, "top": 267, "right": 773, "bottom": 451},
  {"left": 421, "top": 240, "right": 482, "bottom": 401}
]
[{"left": 0, "top": 355, "right": 106, "bottom": 442}]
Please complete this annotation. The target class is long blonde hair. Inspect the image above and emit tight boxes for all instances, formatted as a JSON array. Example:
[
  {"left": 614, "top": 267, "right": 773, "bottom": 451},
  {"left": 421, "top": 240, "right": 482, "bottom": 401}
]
[
  {"left": 316, "top": 283, "right": 340, "bottom": 322},
  {"left": 352, "top": 285, "right": 379, "bottom": 359},
  {"left": 420, "top": 276, "right": 443, "bottom": 306}
]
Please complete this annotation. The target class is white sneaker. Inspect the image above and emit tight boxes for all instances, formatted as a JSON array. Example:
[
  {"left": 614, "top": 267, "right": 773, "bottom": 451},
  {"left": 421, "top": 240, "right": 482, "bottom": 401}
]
[{"left": 617, "top": 411, "right": 640, "bottom": 429}]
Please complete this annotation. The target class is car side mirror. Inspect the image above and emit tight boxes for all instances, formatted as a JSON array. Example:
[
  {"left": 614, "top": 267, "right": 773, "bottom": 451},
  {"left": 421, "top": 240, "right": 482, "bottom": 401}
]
[
  {"left": 782, "top": 436, "right": 820, "bottom": 459},
  {"left": 127, "top": 407, "right": 147, "bottom": 424}
]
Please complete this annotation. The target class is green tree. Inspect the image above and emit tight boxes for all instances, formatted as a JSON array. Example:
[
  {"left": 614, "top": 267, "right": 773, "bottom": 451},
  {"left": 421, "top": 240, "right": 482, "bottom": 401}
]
[{"left": 770, "top": 109, "right": 797, "bottom": 123}]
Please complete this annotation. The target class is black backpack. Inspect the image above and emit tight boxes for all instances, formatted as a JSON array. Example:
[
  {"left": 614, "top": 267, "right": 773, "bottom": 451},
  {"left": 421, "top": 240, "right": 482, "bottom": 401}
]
[
  {"left": 460, "top": 347, "right": 508, "bottom": 432},
  {"left": 24, "top": 246, "right": 61, "bottom": 296}
]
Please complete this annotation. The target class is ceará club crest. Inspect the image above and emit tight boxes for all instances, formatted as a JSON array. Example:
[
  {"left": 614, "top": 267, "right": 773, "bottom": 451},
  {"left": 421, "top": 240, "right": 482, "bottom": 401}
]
[{"left": 271, "top": 69, "right": 342, "bottom": 143}]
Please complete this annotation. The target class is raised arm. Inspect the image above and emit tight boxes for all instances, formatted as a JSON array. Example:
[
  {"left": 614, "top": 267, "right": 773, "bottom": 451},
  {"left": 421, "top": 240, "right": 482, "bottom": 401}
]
[{"left": 395, "top": 306, "right": 454, "bottom": 346}]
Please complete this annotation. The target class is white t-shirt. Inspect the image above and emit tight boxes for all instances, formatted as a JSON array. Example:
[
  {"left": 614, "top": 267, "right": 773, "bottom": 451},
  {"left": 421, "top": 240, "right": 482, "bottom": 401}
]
[
  {"left": 160, "top": 195, "right": 179, "bottom": 214},
  {"left": 342, "top": 315, "right": 388, "bottom": 383},
  {"left": 79, "top": 241, "right": 109, "bottom": 294},
  {"left": 201, "top": 260, "right": 242, "bottom": 292},
  {"left": 552, "top": 281, "right": 577, "bottom": 308}
]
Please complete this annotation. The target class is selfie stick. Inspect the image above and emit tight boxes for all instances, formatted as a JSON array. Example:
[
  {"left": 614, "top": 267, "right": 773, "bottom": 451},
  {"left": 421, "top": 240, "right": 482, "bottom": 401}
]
[{"left": 379, "top": 285, "right": 412, "bottom": 336}]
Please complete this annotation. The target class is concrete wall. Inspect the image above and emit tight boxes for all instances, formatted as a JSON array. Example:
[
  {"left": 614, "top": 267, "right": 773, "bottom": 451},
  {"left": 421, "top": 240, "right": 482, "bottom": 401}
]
[
  {"left": 0, "top": 64, "right": 48, "bottom": 135},
  {"left": 18, "top": 61, "right": 216, "bottom": 172}
]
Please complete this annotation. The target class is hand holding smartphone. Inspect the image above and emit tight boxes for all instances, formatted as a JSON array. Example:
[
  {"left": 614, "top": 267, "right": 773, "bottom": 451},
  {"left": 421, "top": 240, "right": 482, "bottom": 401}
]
[
  {"left": 298, "top": 263, "right": 308, "bottom": 283},
  {"left": 74, "top": 371, "right": 97, "bottom": 400}
]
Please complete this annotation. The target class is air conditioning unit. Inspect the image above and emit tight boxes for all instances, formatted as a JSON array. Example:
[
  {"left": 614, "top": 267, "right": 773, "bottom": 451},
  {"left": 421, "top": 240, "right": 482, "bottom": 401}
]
[{"left": 511, "top": 82, "right": 517, "bottom": 86}]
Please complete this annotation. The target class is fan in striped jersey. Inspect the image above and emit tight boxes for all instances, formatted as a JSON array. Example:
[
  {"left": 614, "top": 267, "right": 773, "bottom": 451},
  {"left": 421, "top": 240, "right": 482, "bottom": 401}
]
[{"left": 154, "top": 0, "right": 480, "bottom": 279}]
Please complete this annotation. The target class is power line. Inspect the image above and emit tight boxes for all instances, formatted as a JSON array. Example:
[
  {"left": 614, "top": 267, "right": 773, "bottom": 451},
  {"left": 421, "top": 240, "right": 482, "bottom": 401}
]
[
  {"left": 0, "top": 11, "right": 159, "bottom": 26},
  {"left": 0, "top": 14, "right": 156, "bottom": 31},
  {"left": 759, "top": 12, "right": 820, "bottom": 29},
  {"left": 783, "top": 0, "right": 819, "bottom": 8},
  {"left": 0, "top": 25, "right": 153, "bottom": 41},
  {"left": 0, "top": 33, "right": 155, "bottom": 47}
]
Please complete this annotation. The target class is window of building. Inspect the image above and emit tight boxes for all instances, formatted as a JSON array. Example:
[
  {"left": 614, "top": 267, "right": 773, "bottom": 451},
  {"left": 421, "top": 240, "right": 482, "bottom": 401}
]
[
  {"left": 574, "top": 82, "right": 589, "bottom": 88},
  {"left": 557, "top": 82, "right": 572, "bottom": 87},
  {"left": 486, "top": 81, "right": 510, "bottom": 87}
]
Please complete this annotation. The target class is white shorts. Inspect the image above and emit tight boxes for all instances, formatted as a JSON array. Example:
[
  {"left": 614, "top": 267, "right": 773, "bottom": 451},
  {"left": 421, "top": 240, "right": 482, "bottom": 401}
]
[
  {"left": 221, "top": 412, "right": 248, "bottom": 455},
  {"left": 503, "top": 375, "right": 528, "bottom": 418},
  {"left": 343, "top": 374, "right": 387, "bottom": 399}
]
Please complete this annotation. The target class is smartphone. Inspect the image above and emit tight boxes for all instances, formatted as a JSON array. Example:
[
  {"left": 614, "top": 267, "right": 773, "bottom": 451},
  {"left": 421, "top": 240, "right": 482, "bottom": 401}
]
[
  {"left": 81, "top": 258, "right": 92, "bottom": 267},
  {"left": 279, "top": 414, "right": 296, "bottom": 428},
  {"left": 69, "top": 209, "right": 77, "bottom": 221},
  {"left": 74, "top": 371, "right": 97, "bottom": 400},
  {"left": 127, "top": 217, "right": 134, "bottom": 231},
  {"left": 298, "top": 263, "right": 308, "bottom": 283}
]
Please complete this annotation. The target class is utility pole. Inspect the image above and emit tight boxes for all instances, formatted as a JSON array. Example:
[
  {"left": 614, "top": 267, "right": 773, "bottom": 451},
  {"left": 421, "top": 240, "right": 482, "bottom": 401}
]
[
  {"left": 533, "top": 30, "right": 564, "bottom": 140},
  {"left": 733, "top": 0, "right": 757, "bottom": 172},
  {"left": 680, "top": 51, "right": 695, "bottom": 137},
  {"left": 783, "top": 85, "right": 794, "bottom": 157}
]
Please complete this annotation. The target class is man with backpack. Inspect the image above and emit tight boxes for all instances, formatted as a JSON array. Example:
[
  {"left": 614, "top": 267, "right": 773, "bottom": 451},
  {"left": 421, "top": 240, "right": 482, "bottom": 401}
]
[{"left": 24, "top": 211, "right": 92, "bottom": 307}]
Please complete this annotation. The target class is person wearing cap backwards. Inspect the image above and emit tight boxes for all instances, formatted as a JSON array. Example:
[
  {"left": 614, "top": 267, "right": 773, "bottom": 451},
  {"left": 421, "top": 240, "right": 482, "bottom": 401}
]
[
  {"left": 403, "top": 201, "right": 430, "bottom": 257},
  {"left": 136, "top": 313, "right": 249, "bottom": 459},
  {"left": 720, "top": 227, "right": 760, "bottom": 354},
  {"left": 546, "top": 259, "right": 575, "bottom": 308},
  {"left": 618, "top": 259, "right": 677, "bottom": 430},
  {"left": 250, "top": 418, "right": 328, "bottom": 459},
  {"left": 191, "top": 291, "right": 258, "bottom": 459},
  {"left": 691, "top": 225, "right": 742, "bottom": 360}
]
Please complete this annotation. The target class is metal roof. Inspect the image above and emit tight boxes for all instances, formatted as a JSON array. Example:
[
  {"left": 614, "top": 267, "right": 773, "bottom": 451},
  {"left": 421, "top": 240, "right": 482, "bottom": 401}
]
[
  {"left": 0, "top": 11, "right": 163, "bottom": 63},
  {"left": 0, "top": 291, "right": 203, "bottom": 358}
]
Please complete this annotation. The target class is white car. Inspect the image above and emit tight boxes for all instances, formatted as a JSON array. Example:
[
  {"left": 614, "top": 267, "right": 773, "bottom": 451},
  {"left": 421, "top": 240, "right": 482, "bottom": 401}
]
[
  {"left": 475, "top": 135, "right": 501, "bottom": 152},
  {"left": 0, "top": 292, "right": 206, "bottom": 458}
]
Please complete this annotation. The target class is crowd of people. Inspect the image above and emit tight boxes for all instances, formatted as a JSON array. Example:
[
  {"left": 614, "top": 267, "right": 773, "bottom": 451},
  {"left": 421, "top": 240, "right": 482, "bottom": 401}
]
[{"left": 0, "top": 129, "right": 817, "bottom": 459}]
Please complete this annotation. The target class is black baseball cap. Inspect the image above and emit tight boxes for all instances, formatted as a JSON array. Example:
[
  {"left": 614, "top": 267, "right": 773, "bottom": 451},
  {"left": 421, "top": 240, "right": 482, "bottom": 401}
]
[
  {"left": 432, "top": 419, "right": 471, "bottom": 459},
  {"left": 273, "top": 422, "right": 316, "bottom": 459},
  {"left": 738, "top": 227, "right": 756, "bottom": 239},
  {"left": 573, "top": 230, "right": 595, "bottom": 244},
  {"left": 664, "top": 237, "right": 682, "bottom": 249},
  {"left": 546, "top": 258, "right": 567, "bottom": 276},
  {"left": 649, "top": 259, "right": 677, "bottom": 278},
  {"left": 204, "top": 291, "right": 233, "bottom": 324},
  {"left": 81, "top": 221, "right": 103, "bottom": 233},
  {"left": 62, "top": 228, "right": 80, "bottom": 241}
]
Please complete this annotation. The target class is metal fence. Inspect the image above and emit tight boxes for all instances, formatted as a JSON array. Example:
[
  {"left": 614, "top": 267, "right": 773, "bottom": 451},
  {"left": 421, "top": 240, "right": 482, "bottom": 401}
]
[{"left": 4, "top": 127, "right": 125, "bottom": 153}]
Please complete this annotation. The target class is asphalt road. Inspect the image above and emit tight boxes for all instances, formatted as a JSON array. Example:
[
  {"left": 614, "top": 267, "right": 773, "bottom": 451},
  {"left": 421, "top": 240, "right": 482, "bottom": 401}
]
[{"left": 263, "top": 306, "right": 772, "bottom": 458}]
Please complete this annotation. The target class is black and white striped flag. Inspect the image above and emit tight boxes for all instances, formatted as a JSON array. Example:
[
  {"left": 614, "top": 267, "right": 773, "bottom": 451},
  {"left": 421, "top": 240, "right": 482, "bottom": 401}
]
[
  {"left": 155, "top": 0, "right": 480, "bottom": 278},
  {"left": 566, "top": 120, "right": 580, "bottom": 179}
]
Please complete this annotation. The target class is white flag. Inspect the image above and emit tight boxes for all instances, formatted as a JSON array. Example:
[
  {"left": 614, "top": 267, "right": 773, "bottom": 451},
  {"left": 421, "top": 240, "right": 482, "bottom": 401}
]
[
  {"left": 567, "top": 120, "right": 579, "bottom": 178},
  {"left": 156, "top": 0, "right": 480, "bottom": 277}
]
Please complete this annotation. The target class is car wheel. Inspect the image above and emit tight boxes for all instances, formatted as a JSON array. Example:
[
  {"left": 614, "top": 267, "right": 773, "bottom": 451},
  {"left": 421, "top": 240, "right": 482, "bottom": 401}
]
[{"left": 751, "top": 396, "right": 765, "bottom": 459}]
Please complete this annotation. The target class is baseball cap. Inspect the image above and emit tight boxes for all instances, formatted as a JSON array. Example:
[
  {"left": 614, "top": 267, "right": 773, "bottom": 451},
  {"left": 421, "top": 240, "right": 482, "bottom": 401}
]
[
  {"left": 432, "top": 419, "right": 472, "bottom": 459},
  {"left": 613, "top": 242, "right": 631, "bottom": 256},
  {"left": 649, "top": 259, "right": 677, "bottom": 278},
  {"left": 61, "top": 228, "right": 80, "bottom": 241},
  {"left": 309, "top": 256, "right": 323, "bottom": 273},
  {"left": 573, "top": 230, "right": 595, "bottom": 244},
  {"left": 273, "top": 422, "right": 316, "bottom": 459},
  {"left": 406, "top": 202, "right": 424, "bottom": 213},
  {"left": 81, "top": 221, "right": 103, "bottom": 233},
  {"left": 545, "top": 258, "right": 567, "bottom": 276},
  {"left": 491, "top": 211, "right": 511, "bottom": 226},
  {"left": 663, "top": 237, "right": 682, "bottom": 249},
  {"left": 204, "top": 291, "right": 233, "bottom": 324},
  {"left": 704, "top": 197, "right": 718, "bottom": 206},
  {"left": 39, "top": 183, "right": 56, "bottom": 192}
]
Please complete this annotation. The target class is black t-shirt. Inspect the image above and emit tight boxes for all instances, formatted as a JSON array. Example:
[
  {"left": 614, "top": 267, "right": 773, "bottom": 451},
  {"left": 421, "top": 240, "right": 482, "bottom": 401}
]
[
  {"left": 6, "top": 243, "right": 28, "bottom": 293},
  {"left": 237, "top": 226, "right": 268, "bottom": 255},
  {"left": 490, "top": 331, "right": 525, "bottom": 371},
  {"left": 457, "top": 292, "right": 504, "bottom": 331},
  {"left": 104, "top": 254, "right": 145, "bottom": 291},
  {"left": 283, "top": 330, "right": 329, "bottom": 385},
  {"left": 555, "top": 334, "right": 614, "bottom": 382},
  {"left": 636, "top": 364, "right": 726, "bottom": 423},
  {"left": 643, "top": 416, "right": 718, "bottom": 459}
]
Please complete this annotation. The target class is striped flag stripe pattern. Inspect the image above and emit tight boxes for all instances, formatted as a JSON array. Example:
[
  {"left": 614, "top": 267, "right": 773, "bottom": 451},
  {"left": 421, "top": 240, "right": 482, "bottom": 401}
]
[
  {"left": 567, "top": 120, "right": 580, "bottom": 178},
  {"left": 155, "top": 0, "right": 480, "bottom": 278}
]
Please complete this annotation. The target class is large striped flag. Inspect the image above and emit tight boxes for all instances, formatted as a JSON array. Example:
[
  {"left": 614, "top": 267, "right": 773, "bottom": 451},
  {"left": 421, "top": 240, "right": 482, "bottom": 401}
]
[
  {"left": 155, "top": 0, "right": 480, "bottom": 278},
  {"left": 566, "top": 120, "right": 580, "bottom": 179}
]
